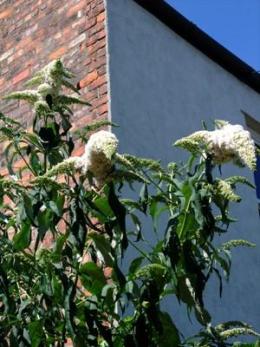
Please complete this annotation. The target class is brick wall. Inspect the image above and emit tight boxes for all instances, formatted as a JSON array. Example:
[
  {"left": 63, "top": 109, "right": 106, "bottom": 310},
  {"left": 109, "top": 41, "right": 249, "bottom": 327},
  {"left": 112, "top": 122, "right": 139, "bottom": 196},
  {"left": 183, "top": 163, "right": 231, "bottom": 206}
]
[
  {"left": 0, "top": 3, "right": 109, "bottom": 344},
  {"left": 0, "top": 0, "right": 109, "bottom": 161}
]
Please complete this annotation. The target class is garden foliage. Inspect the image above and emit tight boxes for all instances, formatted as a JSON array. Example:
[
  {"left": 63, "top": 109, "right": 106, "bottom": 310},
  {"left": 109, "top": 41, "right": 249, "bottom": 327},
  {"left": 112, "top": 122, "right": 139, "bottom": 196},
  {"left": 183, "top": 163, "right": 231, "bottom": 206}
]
[{"left": 0, "top": 60, "right": 259, "bottom": 347}]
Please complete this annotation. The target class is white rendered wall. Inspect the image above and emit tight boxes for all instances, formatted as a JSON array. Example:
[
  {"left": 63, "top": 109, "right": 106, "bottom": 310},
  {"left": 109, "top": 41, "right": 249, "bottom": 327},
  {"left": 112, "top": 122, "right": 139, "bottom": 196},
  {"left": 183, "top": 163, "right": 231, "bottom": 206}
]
[{"left": 106, "top": 0, "right": 260, "bottom": 337}]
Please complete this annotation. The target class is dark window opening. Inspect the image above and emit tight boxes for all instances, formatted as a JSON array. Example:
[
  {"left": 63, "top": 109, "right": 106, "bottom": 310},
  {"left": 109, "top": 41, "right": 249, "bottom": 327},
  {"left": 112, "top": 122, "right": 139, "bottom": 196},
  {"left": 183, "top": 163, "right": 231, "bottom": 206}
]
[
  {"left": 243, "top": 111, "right": 260, "bottom": 216},
  {"left": 254, "top": 153, "right": 260, "bottom": 200},
  {"left": 253, "top": 150, "right": 260, "bottom": 217}
]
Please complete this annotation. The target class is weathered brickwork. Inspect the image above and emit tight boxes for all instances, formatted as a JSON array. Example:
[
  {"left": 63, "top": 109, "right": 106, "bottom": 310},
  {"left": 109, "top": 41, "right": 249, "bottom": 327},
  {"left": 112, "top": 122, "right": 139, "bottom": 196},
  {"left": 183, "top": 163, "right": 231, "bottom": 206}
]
[
  {"left": 0, "top": 3, "right": 109, "bottom": 344},
  {"left": 0, "top": 0, "right": 109, "bottom": 161}
]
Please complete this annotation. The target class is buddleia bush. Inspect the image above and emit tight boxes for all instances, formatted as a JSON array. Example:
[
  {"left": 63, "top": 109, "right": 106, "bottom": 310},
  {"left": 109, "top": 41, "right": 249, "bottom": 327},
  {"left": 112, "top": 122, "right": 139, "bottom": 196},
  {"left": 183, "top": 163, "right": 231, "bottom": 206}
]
[{"left": 0, "top": 59, "right": 259, "bottom": 347}]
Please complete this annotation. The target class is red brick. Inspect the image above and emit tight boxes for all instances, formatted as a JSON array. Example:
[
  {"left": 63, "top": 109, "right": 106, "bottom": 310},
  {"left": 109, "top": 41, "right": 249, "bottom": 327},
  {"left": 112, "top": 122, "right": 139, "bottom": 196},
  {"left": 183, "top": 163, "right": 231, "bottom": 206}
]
[
  {"left": 0, "top": 8, "right": 13, "bottom": 19},
  {"left": 72, "top": 16, "right": 86, "bottom": 30},
  {"left": 49, "top": 46, "right": 67, "bottom": 60},
  {"left": 86, "top": 17, "right": 97, "bottom": 30},
  {"left": 66, "top": 1, "right": 85, "bottom": 18},
  {"left": 96, "top": 47, "right": 106, "bottom": 57},
  {"left": 89, "top": 75, "right": 107, "bottom": 89},
  {"left": 97, "top": 11, "right": 105, "bottom": 22},
  {"left": 12, "top": 69, "right": 30, "bottom": 85},
  {"left": 89, "top": 22, "right": 104, "bottom": 37},
  {"left": 16, "top": 36, "right": 32, "bottom": 50},
  {"left": 87, "top": 39, "right": 106, "bottom": 54},
  {"left": 92, "top": 94, "right": 107, "bottom": 107},
  {"left": 97, "top": 103, "right": 108, "bottom": 115},
  {"left": 98, "top": 83, "right": 107, "bottom": 96},
  {"left": 79, "top": 70, "right": 99, "bottom": 88},
  {"left": 0, "top": 0, "right": 109, "bottom": 181},
  {"left": 72, "top": 145, "right": 85, "bottom": 157}
]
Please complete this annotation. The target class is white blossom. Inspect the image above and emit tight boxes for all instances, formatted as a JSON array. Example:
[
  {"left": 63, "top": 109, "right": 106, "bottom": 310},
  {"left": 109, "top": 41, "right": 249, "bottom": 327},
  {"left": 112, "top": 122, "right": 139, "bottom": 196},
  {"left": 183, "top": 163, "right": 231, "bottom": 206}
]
[
  {"left": 37, "top": 83, "right": 55, "bottom": 98},
  {"left": 208, "top": 123, "right": 256, "bottom": 169},
  {"left": 42, "top": 131, "right": 118, "bottom": 186},
  {"left": 175, "top": 122, "right": 256, "bottom": 170},
  {"left": 39, "top": 204, "right": 47, "bottom": 212},
  {"left": 34, "top": 100, "right": 50, "bottom": 113},
  {"left": 82, "top": 130, "right": 118, "bottom": 179},
  {"left": 44, "top": 156, "right": 80, "bottom": 177},
  {"left": 71, "top": 130, "right": 118, "bottom": 185}
]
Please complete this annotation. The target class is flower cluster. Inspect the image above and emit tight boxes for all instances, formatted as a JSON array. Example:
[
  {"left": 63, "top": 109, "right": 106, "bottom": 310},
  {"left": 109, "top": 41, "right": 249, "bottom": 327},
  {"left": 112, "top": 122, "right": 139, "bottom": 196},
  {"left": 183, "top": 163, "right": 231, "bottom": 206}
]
[
  {"left": 46, "top": 130, "right": 118, "bottom": 186},
  {"left": 4, "top": 61, "right": 62, "bottom": 110},
  {"left": 3, "top": 59, "right": 87, "bottom": 115},
  {"left": 45, "top": 157, "right": 79, "bottom": 177},
  {"left": 79, "top": 130, "right": 119, "bottom": 181},
  {"left": 175, "top": 122, "right": 256, "bottom": 170},
  {"left": 33, "top": 60, "right": 72, "bottom": 113},
  {"left": 214, "top": 179, "right": 241, "bottom": 202},
  {"left": 39, "top": 128, "right": 119, "bottom": 188}
]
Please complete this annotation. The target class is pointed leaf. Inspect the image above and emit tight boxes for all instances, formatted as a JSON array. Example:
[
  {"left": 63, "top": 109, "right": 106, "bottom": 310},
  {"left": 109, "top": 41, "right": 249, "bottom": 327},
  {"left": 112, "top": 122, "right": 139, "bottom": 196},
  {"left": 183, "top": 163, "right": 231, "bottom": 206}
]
[{"left": 13, "top": 222, "right": 31, "bottom": 250}]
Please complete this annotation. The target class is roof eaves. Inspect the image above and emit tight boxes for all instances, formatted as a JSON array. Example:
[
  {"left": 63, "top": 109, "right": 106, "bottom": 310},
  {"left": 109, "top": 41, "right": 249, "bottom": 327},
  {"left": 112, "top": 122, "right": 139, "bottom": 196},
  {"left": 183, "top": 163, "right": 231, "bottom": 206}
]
[{"left": 133, "top": 0, "right": 260, "bottom": 94}]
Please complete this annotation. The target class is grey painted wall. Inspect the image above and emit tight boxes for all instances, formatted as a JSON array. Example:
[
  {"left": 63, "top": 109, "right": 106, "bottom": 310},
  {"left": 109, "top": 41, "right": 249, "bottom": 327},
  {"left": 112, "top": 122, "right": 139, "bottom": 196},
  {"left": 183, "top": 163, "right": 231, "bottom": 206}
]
[{"left": 106, "top": 0, "right": 260, "bottom": 337}]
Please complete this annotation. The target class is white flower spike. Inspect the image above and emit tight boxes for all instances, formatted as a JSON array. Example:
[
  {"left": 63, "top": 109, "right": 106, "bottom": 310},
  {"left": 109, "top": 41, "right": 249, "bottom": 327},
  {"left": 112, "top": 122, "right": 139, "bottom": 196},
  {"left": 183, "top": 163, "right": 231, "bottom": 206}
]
[
  {"left": 43, "top": 131, "right": 118, "bottom": 186},
  {"left": 71, "top": 130, "right": 118, "bottom": 186},
  {"left": 175, "top": 121, "right": 256, "bottom": 170}
]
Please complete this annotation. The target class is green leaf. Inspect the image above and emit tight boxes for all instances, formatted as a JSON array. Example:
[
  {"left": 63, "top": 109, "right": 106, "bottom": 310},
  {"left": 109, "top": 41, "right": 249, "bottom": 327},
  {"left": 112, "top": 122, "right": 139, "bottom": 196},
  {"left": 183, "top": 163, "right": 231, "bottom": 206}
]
[
  {"left": 158, "top": 312, "right": 180, "bottom": 347},
  {"left": 101, "top": 283, "right": 116, "bottom": 305},
  {"left": 130, "top": 213, "right": 142, "bottom": 241},
  {"left": 56, "top": 95, "right": 91, "bottom": 106},
  {"left": 139, "top": 183, "right": 148, "bottom": 213},
  {"left": 80, "top": 262, "right": 106, "bottom": 295},
  {"left": 48, "top": 201, "right": 61, "bottom": 216},
  {"left": 128, "top": 257, "right": 143, "bottom": 276},
  {"left": 38, "top": 208, "right": 53, "bottom": 234},
  {"left": 23, "top": 194, "right": 34, "bottom": 222},
  {"left": 64, "top": 283, "right": 76, "bottom": 339},
  {"left": 176, "top": 212, "right": 198, "bottom": 241},
  {"left": 13, "top": 222, "right": 31, "bottom": 250},
  {"left": 51, "top": 275, "right": 63, "bottom": 304},
  {"left": 41, "top": 273, "right": 53, "bottom": 296},
  {"left": 176, "top": 276, "right": 194, "bottom": 307},
  {"left": 108, "top": 183, "right": 128, "bottom": 252},
  {"left": 29, "top": 152, "right": 42, "bottom": 174},
  {"left": 0, "top": 112, "right": 21, "bottom": 127},
  {"left": 89, "top": 233, "right": 114, "bottom": 267},
  {"left": 48, "top": 150, "right": 64, "bottom": 165},
  {"left": 61, "top": 78, "right": 80, "bottom": 94},
  {"left": 3, "top": 90, "right": 39, "bottom": 103},
  {"left": 54, "top": 234, "right": 68, "bottom": 255},
  {"left": 24, "top": 133, "right": 44, "bottom": 151},
  {"left": 28, "top": 321, "right": 45, "bottom": 347},
  {"left": 94, "top": 196, "right": 114, "bottom": 218},
  {"left": 180, "top": 181, "right": 193, "bottom": 209},
  {"left": 56, "top": 194, "right": 65, "bottom": 215},
  {"left": 74, "top": 120, "right": 117, "bottom": 141},
  {"left": 149, "top": 200, "right": 159, "bottom": 229}
]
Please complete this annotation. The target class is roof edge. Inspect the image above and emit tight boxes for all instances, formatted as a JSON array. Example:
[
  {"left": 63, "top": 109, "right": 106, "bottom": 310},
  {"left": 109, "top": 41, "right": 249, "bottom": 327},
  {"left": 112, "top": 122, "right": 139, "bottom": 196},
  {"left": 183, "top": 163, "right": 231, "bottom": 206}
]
[{"left": 133, "top": 0, "right": 260, "bottom": 94}]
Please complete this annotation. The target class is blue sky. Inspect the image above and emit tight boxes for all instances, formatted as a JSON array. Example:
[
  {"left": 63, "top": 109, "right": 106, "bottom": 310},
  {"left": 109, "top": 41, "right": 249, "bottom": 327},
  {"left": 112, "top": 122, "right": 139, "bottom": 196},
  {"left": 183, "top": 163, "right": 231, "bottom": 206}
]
[{"left": 166, "top": 0, "right": 260, "bottom": 71}]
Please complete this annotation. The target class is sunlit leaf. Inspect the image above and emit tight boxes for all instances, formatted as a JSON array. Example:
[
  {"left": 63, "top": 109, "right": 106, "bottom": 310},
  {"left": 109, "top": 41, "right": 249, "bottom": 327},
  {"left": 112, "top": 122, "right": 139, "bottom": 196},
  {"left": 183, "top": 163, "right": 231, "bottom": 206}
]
[{"left": 13, "top": 222, "right": 31, "bottom": 250}]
